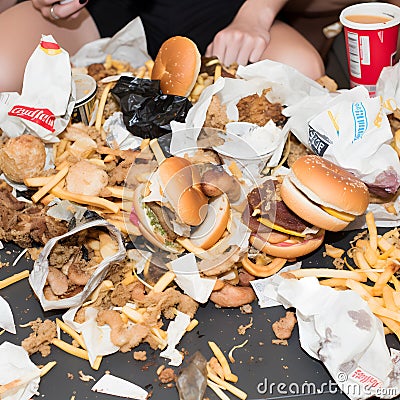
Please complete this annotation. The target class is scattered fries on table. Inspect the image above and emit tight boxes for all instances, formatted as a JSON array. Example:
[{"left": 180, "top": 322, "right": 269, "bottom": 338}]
[{"left": 285, "top": 212, "right": 400, "bottom": 341}]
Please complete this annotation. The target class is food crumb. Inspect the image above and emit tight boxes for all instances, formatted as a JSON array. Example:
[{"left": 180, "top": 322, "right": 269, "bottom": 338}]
[
  {"left": 240, "top": 304, "right": 253, "bottom": 314},
  {"left": 158, "top": 367, "right": 176, "bottom": 384},
  {"left": 133, "top": 350, "right": 147, "bottom": 361},
  {"left": 21, "top": 318, "right": 57, "bottom": 357},
  {"left": 272, "top": 339, "right": 288, "bottom": 346},
  {"left": 237, "top": 317, "right": 253, "bottom": 335},
  {"left": 67, "top": 373, "right": 74, "bottom": 380},
  {"left": 78, "top": 370, "right": 96, "bottom": 382}
]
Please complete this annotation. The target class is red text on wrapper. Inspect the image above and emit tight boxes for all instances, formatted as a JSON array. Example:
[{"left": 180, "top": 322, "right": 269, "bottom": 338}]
[
  {"left": 8, "top": 106, "right": 56, "bottom": 132},
  {"left": 350, "top": 368, "right": 382, "bottom": 388}
]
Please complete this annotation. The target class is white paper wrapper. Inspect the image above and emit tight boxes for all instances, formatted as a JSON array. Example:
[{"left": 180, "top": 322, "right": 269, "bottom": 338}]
[
  {"left": 71, "top": 17, "right": 150, "bottom": 68},
  {"left": 170, "top": 59, "right": 328, "bottom": 180},
  {"left": 159, "top": 311, "right": 191, "bottom": 366},
  {"left": 104, "top": 111, "right": 142, "bottom": 150},
  {"left": 63, "top": 306, "right": 119, "bottom": 366},
  {"left": 376, "top": 62, "right": 400, "bottom": 105},
  {"left": 264, "top": 277, "right": 400, "bottom": 400},
  {"left": 0, "top": 296, "right": 16, "bottom": 334},
  {"left": 0, "top": 342, "right": 41, "bottom": 400},
  {"left": 0, "top": 35, "right": 74, "bottom": 143},
  {"left": 29, "top": 218, "right": 125, "bottom": 311},
  {"left": 250, "top": 262, "right": 302, "bottom": 308},
  {"left": 284, "top": 85, "right": 400, "bottom": 228},
  {"left": 91, "top": 373, "right": 148, "bottom": 399},
  {"left": 169, "top": 253, "right": 215, "bottom": 304}
]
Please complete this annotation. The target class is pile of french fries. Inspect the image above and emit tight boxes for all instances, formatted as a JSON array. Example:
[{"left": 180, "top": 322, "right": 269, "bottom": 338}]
[{"left": 283, "top": 212, "right": 400, "bottom": 341}]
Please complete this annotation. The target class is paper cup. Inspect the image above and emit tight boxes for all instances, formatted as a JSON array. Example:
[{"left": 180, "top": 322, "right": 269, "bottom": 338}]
[
  {"left": 340, "top": 2, "right": 400, "bottom": 96},
  {"left": 72, "top": 74, "right": 97, "bottom": 125}
]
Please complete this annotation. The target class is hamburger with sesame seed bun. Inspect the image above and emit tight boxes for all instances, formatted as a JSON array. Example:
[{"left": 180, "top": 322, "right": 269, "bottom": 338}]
[
  {"left": 280, "top": 155, "right": 370, "bottom": 232},
  {"left": 151, "top": 36, "right": 201, "bottom": 97}
]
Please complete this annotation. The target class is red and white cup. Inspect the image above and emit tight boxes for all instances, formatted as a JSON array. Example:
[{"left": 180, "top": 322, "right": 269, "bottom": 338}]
[{"left": 340, "top": 2, "right": 400, "bottom": 96}]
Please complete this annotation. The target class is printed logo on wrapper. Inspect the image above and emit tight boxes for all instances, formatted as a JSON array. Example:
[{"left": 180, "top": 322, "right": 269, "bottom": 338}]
[
  {"left": 39, "top": 39, "right": 62, "bottom": 56},
  {"left": 340, "top": 2, "right": 400, "bottom": 96},
  {"left": 8, "top": 106, "right": 56, "bottom": 132},
  {"left": 308, "top": 126, "right": 331, "bottom": 156}
]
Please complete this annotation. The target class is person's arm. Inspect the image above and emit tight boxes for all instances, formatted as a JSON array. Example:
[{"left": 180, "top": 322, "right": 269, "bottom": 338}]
[
  {"left": 31, "top": 0, "right": 87, "bottom": 20},
  {"left": 205, "top": 0, "right": 288, "bottom": 66}
]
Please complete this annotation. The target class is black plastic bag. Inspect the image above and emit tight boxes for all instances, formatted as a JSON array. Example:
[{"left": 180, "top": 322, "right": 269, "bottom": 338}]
[{"left": 111, "top": 76, "right": 192, "bottom": 140}]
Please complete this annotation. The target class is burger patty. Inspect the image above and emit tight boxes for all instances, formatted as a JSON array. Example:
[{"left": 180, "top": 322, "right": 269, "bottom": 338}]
[
  {"left": 147, "top": 202, "right": 177, "bottom": 241},
  {"left": 245, "top": 179, "right": 309, "bottom": 233}
]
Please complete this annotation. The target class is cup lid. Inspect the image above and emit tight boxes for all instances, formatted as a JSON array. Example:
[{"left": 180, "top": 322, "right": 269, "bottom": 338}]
[
  {"left": 72, "top": 74, "right": 97, "bottom": 106},
  {"left": 340, "top": 2, "right": 400, "bottom": 30}
]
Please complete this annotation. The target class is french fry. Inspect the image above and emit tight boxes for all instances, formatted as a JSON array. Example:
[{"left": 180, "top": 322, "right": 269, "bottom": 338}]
[
  {"left": 56, "top": 318, "right": 86, "bottom": 350},
  {"left": 186, "top": 319, "right": 199, "bottom": 332},
  {"left": 40, "top": 361, "right": 57, "bottom": 377},
  {"left": 283, "top": 268, "right": 367, "bottom": 281},
  {"left": 382, "top": 285, "right": 397, "bottom": 311},
  {"left": 95, "top": 82, "right": 114, "bottom": 131},
  {"left": 151, "top": 271, "right": 176, "bottom": 293},
  {"left": 24, "top": 175, "right": 53, "bottom": 187},
  {"left": 0, "top": 270, "right": 29, "bottom": 289},
  {"left": 207, "top": 379, "right": 231, "bottom": 400},
  {"left": 371, "top": 261, "right": 400, "bottom": 296},
  {"left": 52, "top": 338, "right": 89, "bottom": 361},
  {"left": 50, "top": 186, "right": 120, "bottom": 214},
  {"left": 105, "top": 186, "right": 134, "bottom": 200},
  {"left": 368, "top": 300, "right": 400, "bottom": 323},
  {"left": 366, "top": 211, "right": 378, "bottom": 252},
  {"left": 207, "top": 367, "right": 247, "bottom": 400},
  {"left": 31, "top": 166, "right": 69, "bottom": 203},
  {"left": 319, "top": 278, "right": 348, "bottom": 289},
  {"left": 208, "top": 341, "right": 238, "bottom": 383},
  {"left": 353, "top": 250, "right": 379, "bottom": 282}
]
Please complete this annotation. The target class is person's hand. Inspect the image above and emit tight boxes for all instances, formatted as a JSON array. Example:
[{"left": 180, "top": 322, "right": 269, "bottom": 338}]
[
  {"left": 206, "top": 23, "right": 270, "bottom": 66},
  {"left": 31, "top": 0, "right": 87, "bottom": 21},
  {"left": 206, "top": 0, "right": 288, "bottom": 66}
]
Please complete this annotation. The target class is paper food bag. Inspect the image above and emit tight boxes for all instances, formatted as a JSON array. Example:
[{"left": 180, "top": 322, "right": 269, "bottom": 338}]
[
  {"left": 29, "top": 218, "right": 125, "bottom": 311},
  {"left": 0, "top": 35, "right": 74, "bottom": 143}
]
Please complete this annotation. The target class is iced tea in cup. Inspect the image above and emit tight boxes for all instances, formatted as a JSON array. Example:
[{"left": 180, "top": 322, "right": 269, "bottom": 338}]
[{"left": 340, "top": 2, "right": 400, "bottom": 96}]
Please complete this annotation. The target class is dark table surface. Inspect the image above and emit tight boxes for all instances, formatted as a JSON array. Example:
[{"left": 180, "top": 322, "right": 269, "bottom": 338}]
[{"left": 0, "top": 229, "right": 399, "bottom": 400}]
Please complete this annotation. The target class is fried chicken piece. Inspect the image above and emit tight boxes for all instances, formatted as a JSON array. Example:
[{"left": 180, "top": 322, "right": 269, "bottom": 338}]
[
  {"left": 137, "top": 287, "right": 198, "bottom": 325},
  {"left": 204, "top": 95, "right": 229, "bottom": 130},
  {"left": 21, "top": 318, "right": 57, "bottom": 357},
  {"left": 237, "top": 89, "right": 286, "bottom": 127},
  {"left": 46, "top": 266, "right": 68, "bottom": 296},
  {"left": 97, "top": 309, "right": 149, "bottom": 353},
  {"left": 272, "top": 311, "right": 297, "bottom": 340}
]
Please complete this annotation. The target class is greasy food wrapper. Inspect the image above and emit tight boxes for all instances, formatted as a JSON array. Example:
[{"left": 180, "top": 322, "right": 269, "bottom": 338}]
[
  {"left": 0, "top": 296, "right": 16, "bottom": 334},
  {"left": 29, "top": 219, "right": 125, "bottom": 311},
  {"left": 285, "top": 86, "right": 400, "bottom": 195},
  {"left": 264, "top": 277, "right": 400, "bottom": 400},
  {"left": 376, "top": 61, "right": 400, "bottom": 107},
  {"left": 63, "top": 306, "right": 119, "bottom": 367},
  {"left": 0, "top": 342, "right": 41, "bottom": 400},
  {"left": 111, "top": 76, "right": 192, "bottom": 139},
  {"left": 71, "top": 17, "right": 150, "bottom": 69},
  {"left": 170, "top": 59, "right": 327, "bottom": 177},
  {"left": 0, "top": 35, "right": 74, "bottom": 143},
  {"left": 91, "top": 373, "right": 148, "bottom": 400}
]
